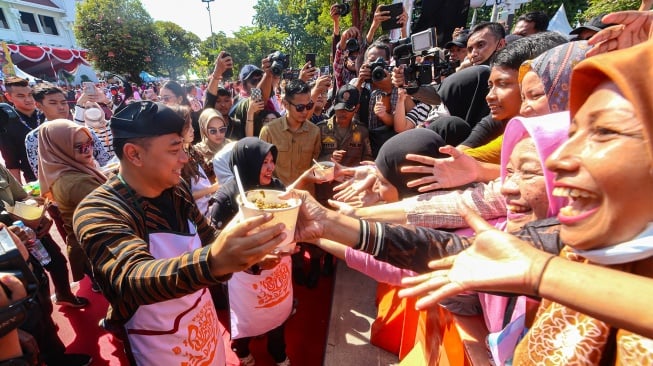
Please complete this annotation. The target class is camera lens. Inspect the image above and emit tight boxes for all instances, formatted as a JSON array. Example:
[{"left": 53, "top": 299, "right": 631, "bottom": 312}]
[
  {"left": 346, "top": 38, "right": 359, "bottom": 53},
  {"left": 371, "top": 67, "right": 386, "bottom": 83},
  {"left": 338, "top": 3, "right": 350, "bottom": 16}
]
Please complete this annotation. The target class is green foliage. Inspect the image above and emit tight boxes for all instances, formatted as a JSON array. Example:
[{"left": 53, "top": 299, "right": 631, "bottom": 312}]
[
  {"left": 583, "top": 0, "right": 639, "bottom": 19},
  {"left": 195, "top": 27, "right": 286, "bottom": 80},
  {"left": 151, "top": 21, "right": 201, "bottom": 80},
  {"left": 75, "top": 0, "right": 156, "bottom": 81},
  {"left": 515, "top": 0, "right": 588, "bottom": 25}
]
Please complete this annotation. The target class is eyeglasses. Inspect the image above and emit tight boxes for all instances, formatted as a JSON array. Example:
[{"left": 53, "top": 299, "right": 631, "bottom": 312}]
[
  {"left": 74, "top": 140, "right": 94, "bottom": 154},
  {"left": 159, "top": 95, "right": 175, "bottom": 102},
  {"left": 287, "top": 100, "right": 314, "bottom": 112},
  {"left": 208, "top": 126, "right": 228, "bottom": 135}
]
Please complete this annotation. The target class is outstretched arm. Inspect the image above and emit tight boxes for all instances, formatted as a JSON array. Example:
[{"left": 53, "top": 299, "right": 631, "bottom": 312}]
[
  {"left": 399, "top": 206, "right": 653, "bottom": 339},
  {"left": 400, "top": 146, "right": 499, "bottom": 192},
  {"left": 587, "top": 11, "right": 653, "bottom": 56}
]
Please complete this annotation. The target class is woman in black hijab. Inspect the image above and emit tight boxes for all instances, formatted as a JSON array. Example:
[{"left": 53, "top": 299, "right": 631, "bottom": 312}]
[
  {"left": 374, "top": 128, "right": 446, "bottom": 201},
  {"left": 210, "top": 137, "right": 284, "bottom": 229}
]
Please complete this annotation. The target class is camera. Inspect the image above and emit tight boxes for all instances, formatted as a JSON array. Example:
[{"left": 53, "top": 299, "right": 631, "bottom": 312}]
[
  {"left": 392, "top": 28, "right": 457, "bottom": 90},
  {"left": 0, "top": 227, "right": 39, "bottom": 338},
  {"left": 335, "top": 2, "right": 350, "bottom": 16},
  {"left": 268, "top": 51, "right": 290, "bottom": 77},
  {"left": 366, "top": 57, "right": 389, "bottom": 83},
  {"left": 345, "top": 38, "right": 359, "bottom": 53}
]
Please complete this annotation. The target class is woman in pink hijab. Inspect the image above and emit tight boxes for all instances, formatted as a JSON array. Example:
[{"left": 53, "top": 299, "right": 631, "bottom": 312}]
[{"left": 38, "top": 119, "right": 107, "bottom": 293}]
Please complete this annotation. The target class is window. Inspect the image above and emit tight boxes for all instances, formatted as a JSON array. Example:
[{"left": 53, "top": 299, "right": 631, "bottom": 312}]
[
  {"left": 0, "top": 9, "right": 9, "bottom": 29},
  {"left": 38, "top": 15, "right": 58, "bottom": 35},
  {"left": 19, "top": 11, "right": 38, "bottom": 32}
]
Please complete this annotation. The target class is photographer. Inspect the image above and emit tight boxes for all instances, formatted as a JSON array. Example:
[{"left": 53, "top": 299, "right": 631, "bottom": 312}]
[
  {"left": 0, "top": 215, "right": 91, "bottom": 365},
  {"left": 333, "top": 26, "right": 361, "bottom": 90},
  {"left": 390, "top": 22, "right": 510, "bottom": 144},
  {"left": 230, "top": 56, "right": 275, "bottom": 137},
  {"left": 354, "top": 43, "right": 401, "bottom": 157}
]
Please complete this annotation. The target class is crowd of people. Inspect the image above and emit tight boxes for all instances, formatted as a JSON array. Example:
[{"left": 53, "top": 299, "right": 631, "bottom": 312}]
[{"left": 1, "top": 2, "right": 653, "bottom": 365}]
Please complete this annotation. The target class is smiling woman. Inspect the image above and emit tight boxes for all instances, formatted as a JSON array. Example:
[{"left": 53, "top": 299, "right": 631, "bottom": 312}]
[{"left": 397, "top": 37, "right": 653, "bottom": 365}]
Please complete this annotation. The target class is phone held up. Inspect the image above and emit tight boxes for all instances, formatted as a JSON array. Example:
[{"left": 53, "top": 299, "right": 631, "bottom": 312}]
[
  {"left": 305, "top": 53, "right": 316, "bottom": 68},
  {"left": 250, "top": 87, "right": 262, "bottom": 102},
  {"left": 380, "top": 3, "right": 404, "bottom": 31},
  {"left": 83, "top": 81, "right": 96, "bottom": 96},
  {"left": 221, "top": 52, "right": 233, "bottom": 80}
]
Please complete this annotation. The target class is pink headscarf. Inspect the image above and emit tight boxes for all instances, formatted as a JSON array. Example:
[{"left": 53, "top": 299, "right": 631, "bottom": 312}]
[
  {"left": 38, "top": 119, "right": 106, "bottom": 198},
  {"left": 500, "top": 111, "right": 570, "bottom": 218}
]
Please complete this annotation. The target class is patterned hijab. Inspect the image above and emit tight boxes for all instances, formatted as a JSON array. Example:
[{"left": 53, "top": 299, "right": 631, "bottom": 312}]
[
  {"left": 520, "top": 41, "right": 591, "bottom": 112},
  {"left": 194, "top": 108, "right": 230, "bottom": 163},
  {"left": 38, "top": 119, "right": 106, "bottom": 198}
]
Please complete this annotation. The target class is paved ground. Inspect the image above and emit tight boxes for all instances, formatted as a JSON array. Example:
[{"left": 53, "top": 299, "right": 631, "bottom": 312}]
[{"left": 324, "top": 263, "right": 399, "bottom": 366}]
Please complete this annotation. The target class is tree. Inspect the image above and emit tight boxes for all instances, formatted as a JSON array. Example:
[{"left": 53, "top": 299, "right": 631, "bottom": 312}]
[
  {"left": 151, "top": 21, "right": 201, "bottom": 80},
  {"left": 583, "top": 0, "right": 639, "bottom": 19},
  {"left": 515, "top": 0, "right": 588, "bottom": 25},
  {"left": 195, "top": 27, "right": 286, "bottom": 81},
  {"left": 75, "top": 0, "right": 156, "bottom": 82}
]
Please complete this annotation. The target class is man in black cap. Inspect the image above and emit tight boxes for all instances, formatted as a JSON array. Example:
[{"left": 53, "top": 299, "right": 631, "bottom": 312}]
[
  {"left": 569, "top": 14, "right": 613, "bottom": 41},
  {"left": 317, "top": 84, "right": 372, "bottom": 169},
  {"left": 73, "top": 101, "right": 287, "bottom": 364},
  {"left": 444, "top": 30, "right": 471, "bottom": 71}
]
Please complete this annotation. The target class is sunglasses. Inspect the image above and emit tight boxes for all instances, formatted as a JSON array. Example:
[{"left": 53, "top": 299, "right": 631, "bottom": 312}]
[
  {"left": 74, "top": 140, "right": 93, "bottom": 154},
  {"left": 287, "top": 100, "right": 314, "bottom": 112},
  {"left": 208, "top": 126, "right": 228, "bottom": 135}
]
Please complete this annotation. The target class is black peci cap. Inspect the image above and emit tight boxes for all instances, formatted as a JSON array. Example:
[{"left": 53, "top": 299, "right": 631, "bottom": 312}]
[{"left": 110, "top": 101, "right": 185, "bottom": 139}]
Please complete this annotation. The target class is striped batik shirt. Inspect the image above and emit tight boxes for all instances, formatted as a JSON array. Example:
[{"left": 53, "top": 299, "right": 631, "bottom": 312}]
[{"left": 73, "top": 175, "right": 227, "bottom": 323}]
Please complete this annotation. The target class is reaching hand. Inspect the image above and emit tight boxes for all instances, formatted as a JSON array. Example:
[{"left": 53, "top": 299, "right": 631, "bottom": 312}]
[
  {"left": 400, "top": 146, "right": 481, "bottom": 192},
  {"left": 280, "top": 189, "right": 330, "bottom": 242},
  {"left": 587, "top": 11, "right": 653, "bottom": 56},
  {"left": 332, "top": 166, "right": 378, "bottom": 203},
  {"left": 391, "top": 66, "right": 405, "bottom": 88},
  {"left": 208, "top": 213, "right": 286, "bottom": 277},
  {"left": 398, "top": 205, "right": 552, "bottom": 311}
]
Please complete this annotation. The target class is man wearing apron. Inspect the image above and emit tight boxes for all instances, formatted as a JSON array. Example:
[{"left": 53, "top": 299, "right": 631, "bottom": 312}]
[{"left": 74, "top": 101, "right": 287, "bottom": 365}]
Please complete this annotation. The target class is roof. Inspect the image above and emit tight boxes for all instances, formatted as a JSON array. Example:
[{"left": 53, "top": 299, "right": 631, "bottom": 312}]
[{"left": 21, "top": 0, "right": 60, "bottom": 9}]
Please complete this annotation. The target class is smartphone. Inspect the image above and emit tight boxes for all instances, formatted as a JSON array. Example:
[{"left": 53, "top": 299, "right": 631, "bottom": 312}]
[
  {"left": 305, "top": 53, "right": 316, "bottom": 67},
  {"left": 380, "top": 3, "right": 404, "bottom": 31},
  {"left": 250, "top": 87, "right": 262, "bottom": 102},
  {"left": 83, "top": 81, "right": 96, "bottom": 96},
  {"left": 221, "top": 52, "right": 233, "bottom": 79}
]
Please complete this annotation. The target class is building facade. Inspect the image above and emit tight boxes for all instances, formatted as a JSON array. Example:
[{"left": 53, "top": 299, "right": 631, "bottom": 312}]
[{"left": 0, "top": 0, "right": 80, "bottom": 48}]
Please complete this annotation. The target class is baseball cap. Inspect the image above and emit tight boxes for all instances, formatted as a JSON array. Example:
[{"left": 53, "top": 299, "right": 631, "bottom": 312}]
[
  {"left": 444, "top": 31, "right": 470, "bottom": 49},
  {"left": 333, "top": 85, "right": 360, "bottom": 111},
  {"left": 239, "top": 64, "right": 263, "bottom": 81},
  {"left": 110, "top": 101, "right": 185, "bottom": 139},
  {"left": 570, "top": 14, "right": 612, "bottom": 35}
]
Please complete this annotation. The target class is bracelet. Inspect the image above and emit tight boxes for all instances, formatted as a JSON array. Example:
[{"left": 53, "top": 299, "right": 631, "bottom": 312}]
[
  {"left": 533, "top": 255, "right": 556, "bottom": 297},
  {"left": 246, "top": 119, "right": 254, "bottom": 123}
]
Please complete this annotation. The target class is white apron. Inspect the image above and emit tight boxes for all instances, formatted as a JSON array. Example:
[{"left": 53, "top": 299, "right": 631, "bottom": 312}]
[
  {"left": 125, "top": 222, "right": 226, "bottom": 365},
  {"left": 229, "top": 256, "right": 293, "bottom": 339}
]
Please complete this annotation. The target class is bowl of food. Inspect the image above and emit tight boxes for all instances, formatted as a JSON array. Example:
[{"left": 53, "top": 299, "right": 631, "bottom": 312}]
[
  {"left": 237, "top": 189, "right": 302, "bottom": 253},
  {"left": 312, "top": 161, "right": 335, "bottom": 182}
]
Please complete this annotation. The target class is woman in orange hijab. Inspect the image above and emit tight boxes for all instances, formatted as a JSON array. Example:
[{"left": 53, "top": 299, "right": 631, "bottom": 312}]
[
  {"left": 399, "top": 37, "right": 653, "bottom": 363},
  {"left": 38, "top": 119, "right": 107, "bottom": 294}
]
